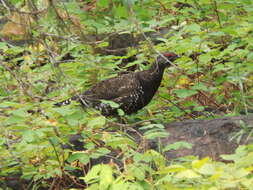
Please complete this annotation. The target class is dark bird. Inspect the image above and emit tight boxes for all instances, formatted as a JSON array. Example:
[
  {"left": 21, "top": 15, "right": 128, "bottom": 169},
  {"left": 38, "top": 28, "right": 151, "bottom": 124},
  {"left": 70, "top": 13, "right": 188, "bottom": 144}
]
[{"left": 54, "top": 52, "right": 179, "bottom": 116}]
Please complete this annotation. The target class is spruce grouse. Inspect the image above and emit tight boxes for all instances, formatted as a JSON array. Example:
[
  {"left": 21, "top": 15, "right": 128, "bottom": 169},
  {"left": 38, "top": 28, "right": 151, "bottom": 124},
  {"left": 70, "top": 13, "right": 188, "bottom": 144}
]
[{"left": 54, "top": 52, "right": 179, "bottom": 116}]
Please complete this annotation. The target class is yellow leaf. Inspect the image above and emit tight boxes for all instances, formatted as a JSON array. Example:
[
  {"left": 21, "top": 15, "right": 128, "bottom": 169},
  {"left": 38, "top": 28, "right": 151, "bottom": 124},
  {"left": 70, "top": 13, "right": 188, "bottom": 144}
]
[{"left": 175, "top": 169, "right": 200, "bottom": 179}]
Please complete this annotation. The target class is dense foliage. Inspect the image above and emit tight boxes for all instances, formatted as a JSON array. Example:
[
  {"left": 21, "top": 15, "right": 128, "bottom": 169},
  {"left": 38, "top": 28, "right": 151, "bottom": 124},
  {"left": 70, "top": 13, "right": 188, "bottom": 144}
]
[{"left": 0, "top": 0, "right": 253, "bottom": 189}]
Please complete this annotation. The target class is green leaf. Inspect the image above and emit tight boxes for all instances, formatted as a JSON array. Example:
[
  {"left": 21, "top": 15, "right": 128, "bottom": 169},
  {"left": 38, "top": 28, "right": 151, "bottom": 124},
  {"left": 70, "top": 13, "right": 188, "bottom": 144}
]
[
  {"left": 81, "top": 165, "right": 101, "bottom": 184},
  {"left": 97, "top": 0, "right": 109, "bottom": 8},
  {"left": 140, "top": 124, "right": 164, "bottom": 130},
  {"left": 67, "top": 152, "right": 90, "bottom": 164},
  {"left": 128, "top": 164, "right": 145, "bottom": 181},
  {"left": 0, "top": 87, "right": 8, "bottom": 96},
  {"left": 4, "top": 115, "right": 26, "bottom": 125},
  {"left": 12, "top": 108, "right": 29, "bottom": 117},
  {"left": 101, "top": 100, "right": 119, "bottom": 108},
  {"left": 173, "top": 89, "right": 198, "bottom": 98},
  {"left": 175, "top": 169, "right": 200, "bottom": 179},
  {"left": 99, "top": 164, "right": 114, "bottom": 189},
  {"left": 117, "top": 108, "right": 125, "bottom": 116},
  {"left": 191, "top": 82, "right": 209, "bottom": 91},
  {"left": 87, "top": 116, "right": 106, "bottom": 128},
  {"left": 0, "top": 137, "right": 5, "bottom": 146},
  {"left": 232, "top": 168, "right": 249, "bottom": 178},
  {"left": 163, "top": 141, "right": 193, "bottom": 152},
  {"left": 0, "top": 101, "right": 21, "bottom": 108},
  {"left": 144, "top": 130, "right": 168, "bottom": 140},
  {"left": 156, "top": 165, "right": 186, "bottom": 174},
  {"left": 96, "top": 147, "right": 111, "bottom": 155},
  {"left": 114, "top": 5, "right": 128, "bottom": 18},
  {"left": 53, "top": 107, "right": 75, "bottom": 116},
  {"left": 0, "top": 42, "right": 8, "bottom": 51},
  {"left": 199, "top": 53, "right": 212, "bottom": 64},
  {"left": 210, "top": 31, "right": 225, "bottom": 36},
  {"left": 197, "top": 163, "right": 216, "bottom": 175},
  {"left": 22, "top": 130, "right": 36, "bottom": 143},
  {"left": 186, "top": 23, "right": 201, "bottom": 32}
]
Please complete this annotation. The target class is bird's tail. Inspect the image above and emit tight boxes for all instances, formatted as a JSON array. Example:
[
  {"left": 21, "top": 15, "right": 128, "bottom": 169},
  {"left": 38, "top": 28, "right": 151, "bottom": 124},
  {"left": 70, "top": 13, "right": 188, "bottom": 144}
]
[{"left": 54, "top": 95, "right": 79, "bottom": 107}]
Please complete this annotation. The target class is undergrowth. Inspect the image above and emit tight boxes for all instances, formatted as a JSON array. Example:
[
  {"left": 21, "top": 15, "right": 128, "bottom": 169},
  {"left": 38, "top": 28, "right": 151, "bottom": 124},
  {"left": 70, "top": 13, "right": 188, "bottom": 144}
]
[{"left": 0, "top": 0, "right": 253, "bottom": 189}]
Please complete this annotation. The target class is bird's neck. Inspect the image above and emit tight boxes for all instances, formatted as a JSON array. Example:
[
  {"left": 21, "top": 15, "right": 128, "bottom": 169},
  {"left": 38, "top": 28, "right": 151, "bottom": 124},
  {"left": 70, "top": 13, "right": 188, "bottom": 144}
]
[
  {"left": 148, "top": 62, "right": 166, "bottom": 78},
  {"left": 135, "top": 62, "right": 166, "bottom": 106},
  {"left": 138, "top": 62, "right": 165, "bottom": 91}
]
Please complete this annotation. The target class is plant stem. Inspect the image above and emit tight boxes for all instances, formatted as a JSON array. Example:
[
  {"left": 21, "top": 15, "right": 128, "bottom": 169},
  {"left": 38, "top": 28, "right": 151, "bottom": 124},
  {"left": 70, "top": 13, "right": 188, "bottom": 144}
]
[{"left": 212, "top": 0, "right": 222, "bottom": 28}]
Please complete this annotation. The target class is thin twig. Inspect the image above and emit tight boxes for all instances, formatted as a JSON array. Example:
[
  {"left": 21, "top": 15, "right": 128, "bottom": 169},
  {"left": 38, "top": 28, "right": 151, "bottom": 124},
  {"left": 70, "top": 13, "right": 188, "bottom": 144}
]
[
  {"left": 128, "top": 7, "right": 182, "bottom": 71},
  {"left": 105, "top": 119, "right": 156, "bottom": 129},
  {"left": 160, "top": 96, "right": 195, "bottom": 119},
  {"left": 0, "top": 60, "right": 34, "bottom": 97},
  {"left": 212, "top": 0, "right": 222, "bottom": 28}
]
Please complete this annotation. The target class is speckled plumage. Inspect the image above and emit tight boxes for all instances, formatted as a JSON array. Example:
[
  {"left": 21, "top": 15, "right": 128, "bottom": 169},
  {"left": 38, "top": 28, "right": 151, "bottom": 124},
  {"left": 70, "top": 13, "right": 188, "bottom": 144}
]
[{"left": 54, "top": 53, "right": 179, "bottom": 116}]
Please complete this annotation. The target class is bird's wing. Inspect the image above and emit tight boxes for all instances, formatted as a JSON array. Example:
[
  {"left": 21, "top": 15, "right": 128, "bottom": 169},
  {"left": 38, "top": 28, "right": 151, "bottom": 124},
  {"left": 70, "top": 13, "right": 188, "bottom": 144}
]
[
  {"left": 83, "top": 73, "right": 141, "bottom": 100},
  {"left": 82, "top": 73, "right": 145, "bottom": 115}
]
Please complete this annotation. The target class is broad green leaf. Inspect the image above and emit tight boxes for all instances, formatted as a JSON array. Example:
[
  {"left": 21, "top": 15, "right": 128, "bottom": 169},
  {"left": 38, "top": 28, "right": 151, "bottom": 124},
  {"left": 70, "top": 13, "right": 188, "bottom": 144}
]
[
  {"left": 101, "top": 100, "right": 119, "bottom": 108},
  {"left": 156, "top": 165, "right": 186, "bottom": 174},
  {"left": 4, "top": 115, "right": 26, "bottom": 125},
  {"left": 175, "top": 169, "right": 200, "bottom": 179},
  {"left": 114, "top": 6, "right": 128, "bottom": 18},
  {"left": 0, "top": 101, "right": 21, "bottom": 108},
  {"left": 199, "top": 53, "right": 212, "bottom": 64},
  {"left": 192, "top": 157, "right": 210, "bottom": 169},
  {"left": 87, "top": 116, "right": 106, "bottom": 128},
  {"left": 0, "top": 87, "right": 8, "bottom": 96},
  {"left": 53, "top": 107, "right": 75, "bottom": 116},
  {"left": 82, "top": 164, "right": 101, "bottom": 183},
  {"left": 117, "top": 108, "right": 125, "bottom": 116},
  {"left": 67, "top": 152, "right": 90, "bottom": 164},
  {"left": 22, "top": 130, "right": 36, "bottom": 143},
  {"left": 128, "top": 164, "right": 145, "bottom": 181},
  {"left": 186, "top": 23, "right": 201, "bottom": 33},
  {"left": 99, "top": 164, "right": 114, "bottom": 189},
  {"left": 12, "top": 108, "right": 29, "bottom": 117},
  {"left": 197, "top": 163, "right": 216, "bottom": 175},
  {"left": 173, "top": 89, "right": 198, "bottom": 98},
  {"left": 97, "top": 0, "right": 109, "bottom": 8},
  {"left": 96, "top": 147, "right": 111, "bottom": 155},
  {"left": 163, "top": 141, "right": 193, "bottom": 152},
  {"left": 191, "top": 82, "right": 209, "bottom": 91}
]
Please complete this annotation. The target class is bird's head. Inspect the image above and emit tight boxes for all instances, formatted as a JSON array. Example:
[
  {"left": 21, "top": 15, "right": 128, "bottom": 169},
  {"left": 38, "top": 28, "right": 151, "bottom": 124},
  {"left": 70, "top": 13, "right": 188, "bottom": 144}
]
[{"left": 156, "top": 52, "right": 180, "bottom": 69}]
